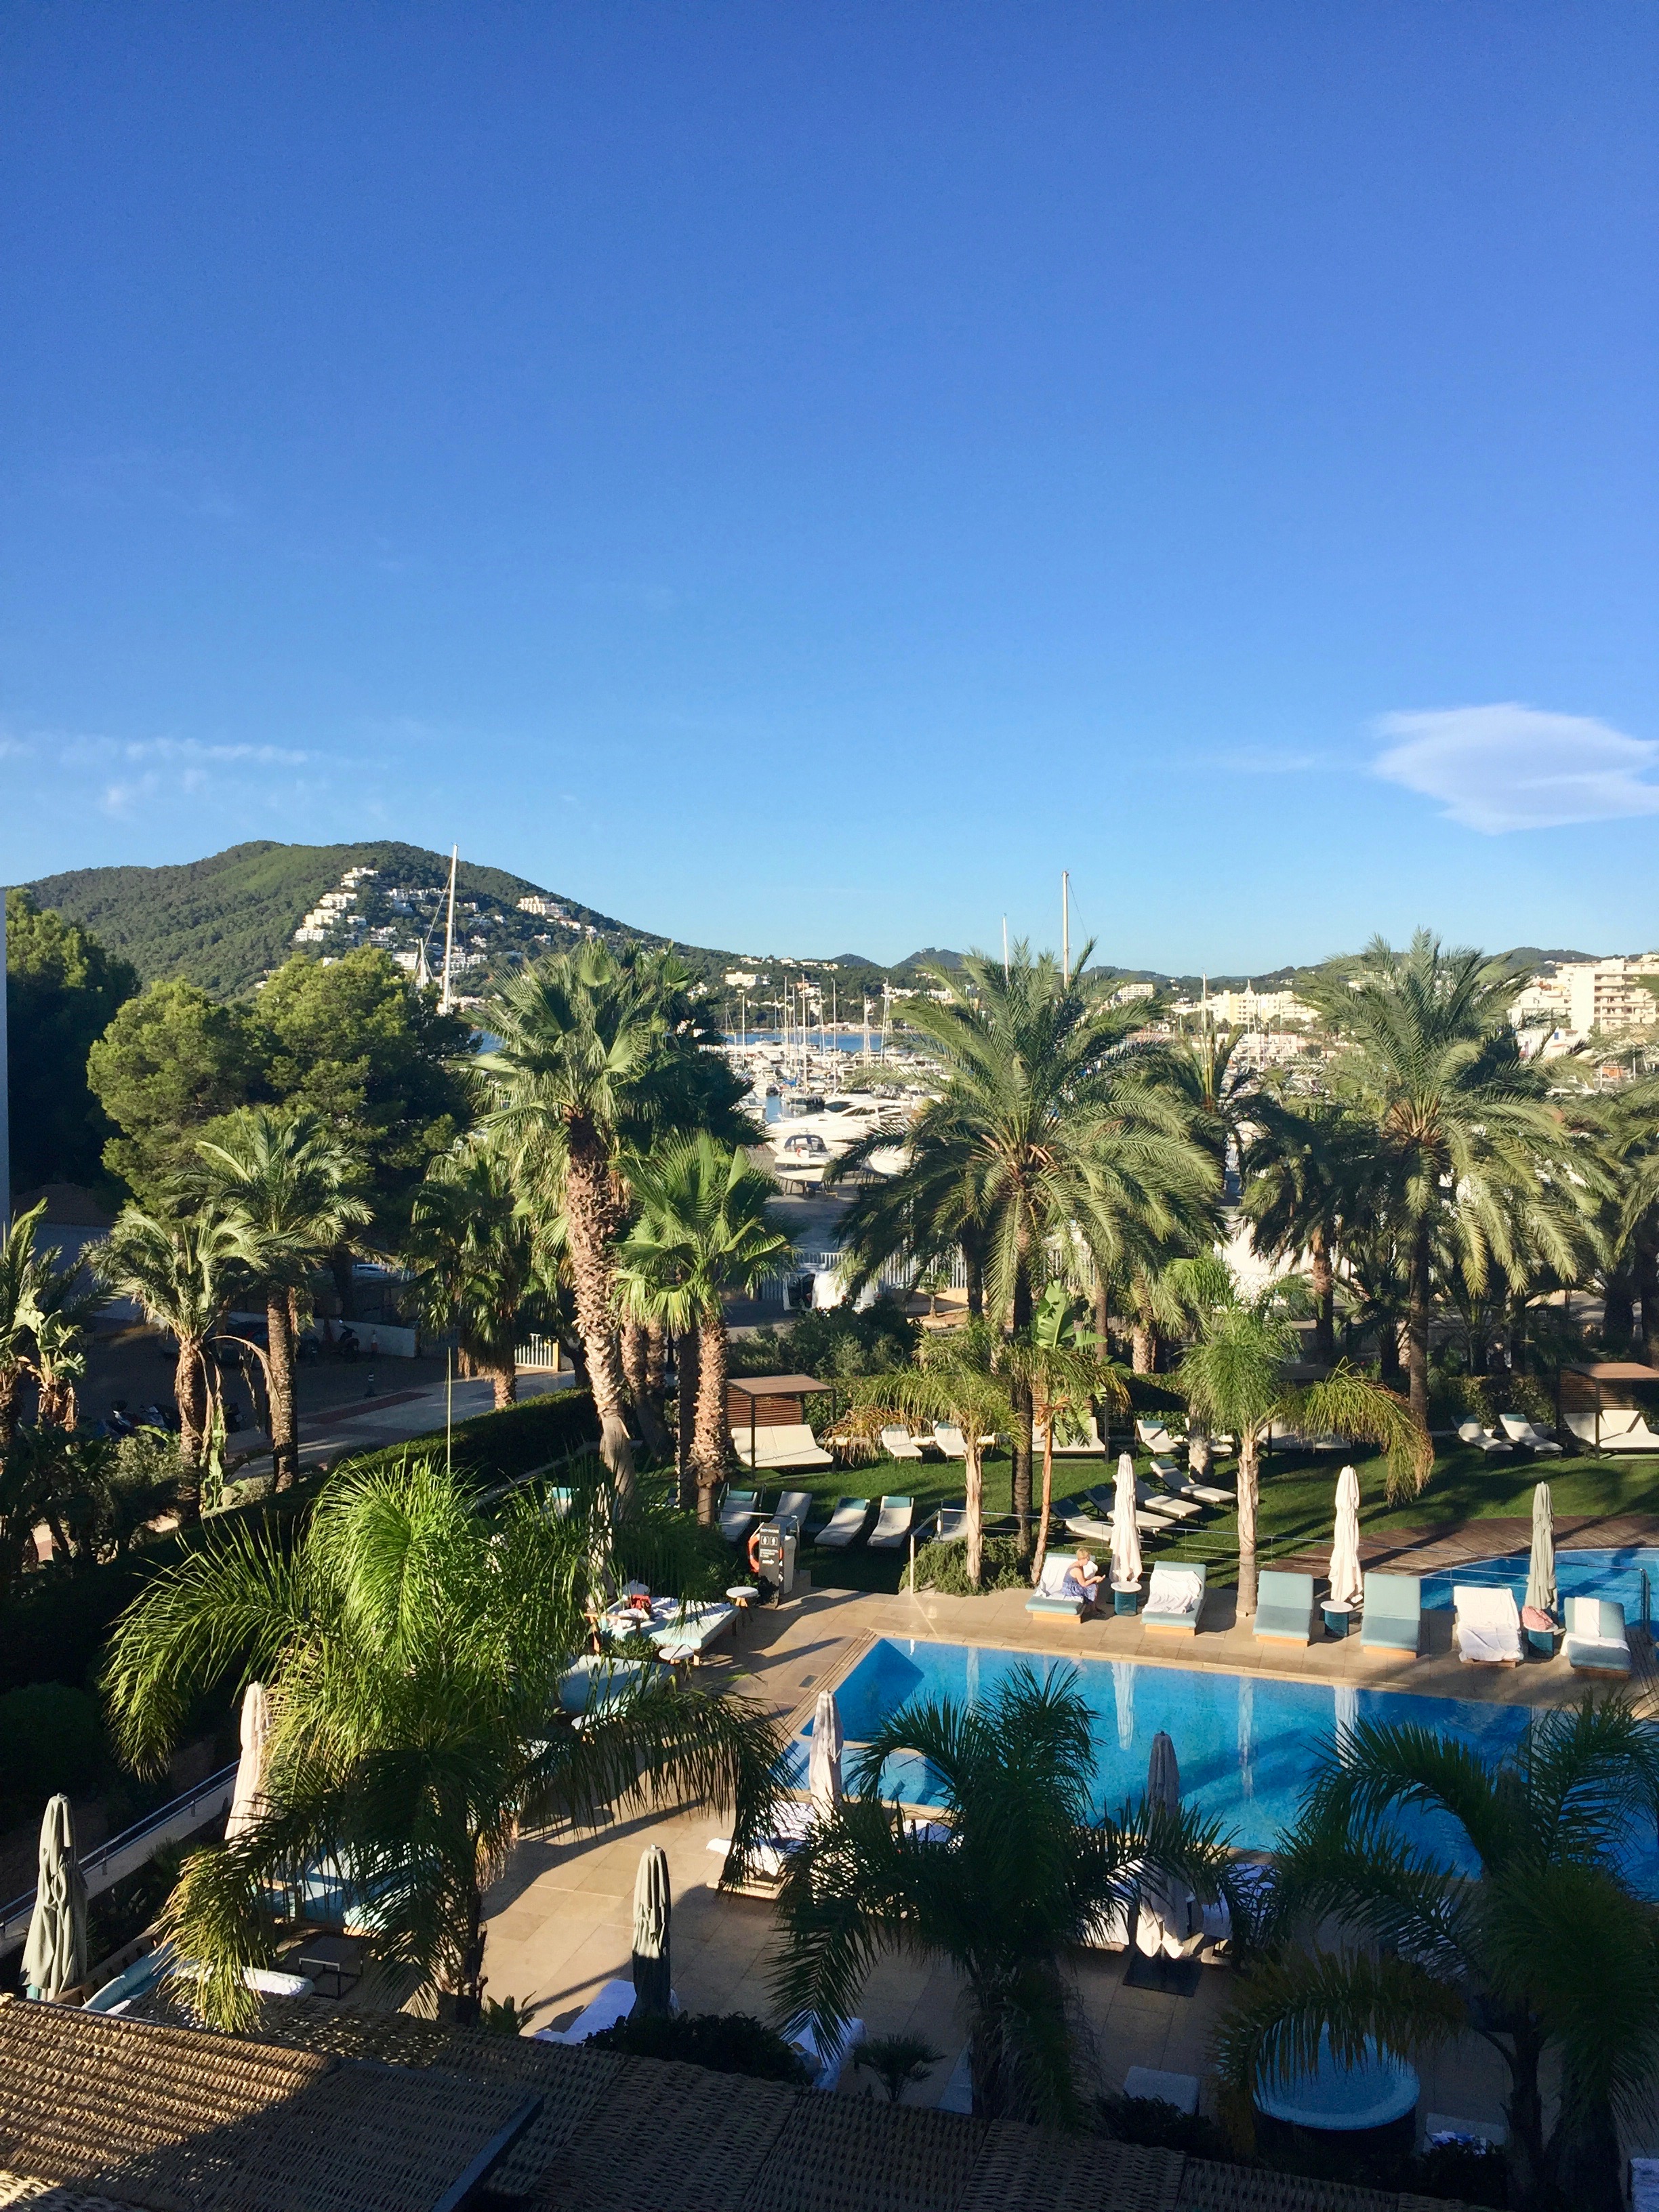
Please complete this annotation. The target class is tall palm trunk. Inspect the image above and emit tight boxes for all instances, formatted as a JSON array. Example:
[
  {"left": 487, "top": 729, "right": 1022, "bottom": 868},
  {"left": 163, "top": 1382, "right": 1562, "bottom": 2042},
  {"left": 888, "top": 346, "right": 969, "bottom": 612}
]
[
  {"left": 674, "top": 1326, "right": 699, "bottom": 1511},
  {"left": 1235, "top": 1427, "right": 1261, "bottom": 1615},
  {"left": 1406, "top": 1229, "right": 1432, "bottom": 1431},
  {"left": 1377, "top": 1316, "right": 1404, "bottom": 1388},
  {"left": 962, "top": 1436, "right": 985, "bottom": 1589},
  {"left": 1031, "top": 1414, "right": 1057, "bottom": 1586},
  {"left": 564, "top": 1128, "right": 637, "bottom": 1511},
  {"left": 645, "top": 1321, "right": 669, "bottom": 1429},
  {"left": 1130, "top": 1322, "right": 1155, "bottom": 1374},
  {"left": 0, "top": 1369, "right": 20, "bottom": 1454},
  {"left": 621, "top": 1315, "right": 672, "bottom": 1457},
  {"left": 1602, "top": 1265, "right": 1635, "bottom": 1352},
  {"left": 488, "top": 1360, "right": 517, "bottom": 1410},
  {"left": 174, "top": 1335, "right": 207, "bottom": 1525},
  {"left": 1009, "top": 1271, "right": 1033, "bottom": 1556},
  {"left": 964, "top": 1244, "right": 983, "bottom": 1318},
  {"left": 266, "top": 1290, "right": 299, "bottom": 1490},
  {"left": 1637, "top": 1233, "right": 1659, "bottom": 1364},
  {"left": 692, "top": 1311, "right": 737, "bottom": 1525},
  {"left": 1310, "top": 1225, "right": 1335, "bottom": 1365}
]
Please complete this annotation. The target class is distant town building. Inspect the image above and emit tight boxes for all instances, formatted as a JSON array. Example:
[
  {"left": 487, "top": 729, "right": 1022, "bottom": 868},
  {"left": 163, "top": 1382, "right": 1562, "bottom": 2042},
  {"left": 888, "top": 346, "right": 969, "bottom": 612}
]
[
  {"left": 1557, "top": 956, "right": 1659, "bottom": 1036},
  {"left": 517, "top": 895, "right": 568, "bottom": 918},
  {"left": 1207, "top": 985, "right": 1313, "bottom": 1028},
  {"left": 724, "top": 970, "right": 760, "bottom": 989}
]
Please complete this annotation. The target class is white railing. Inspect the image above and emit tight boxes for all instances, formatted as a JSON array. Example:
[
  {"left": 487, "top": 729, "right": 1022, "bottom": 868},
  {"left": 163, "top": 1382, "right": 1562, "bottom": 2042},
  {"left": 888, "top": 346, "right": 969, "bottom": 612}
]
[
  {"left": 515, "top": 1334, "right": 565, "bottom": 1372},
  {"left": 756, "top": 1249, "right": 970, "bottom": 1305}
]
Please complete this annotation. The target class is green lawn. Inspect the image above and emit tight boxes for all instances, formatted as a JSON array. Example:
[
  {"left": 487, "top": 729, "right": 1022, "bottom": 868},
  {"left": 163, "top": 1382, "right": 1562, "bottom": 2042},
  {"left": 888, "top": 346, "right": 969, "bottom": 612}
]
[{"left": 755, "top": 1441, "right": 1659, "bottom": 1596}]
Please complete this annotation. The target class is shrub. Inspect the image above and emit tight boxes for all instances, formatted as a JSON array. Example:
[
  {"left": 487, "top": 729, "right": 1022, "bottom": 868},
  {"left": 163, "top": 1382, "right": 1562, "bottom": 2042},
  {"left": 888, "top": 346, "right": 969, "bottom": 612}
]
[
  {"left": 586, "top": 2008, "right": 810, "bottom": 2083},
  {"left": 912, "top": 1535, "right": 1029, "bottom": 1595},
  {"left": 342, "top": 1388, "right": 599, "bottom": 1489},
  {"left": 1428, "top": 1372, "right": 1496, "bottom": 1431},
  {"left": 0, "top": 1683, "right": 109, "bottom": 1816},
  {"left": 1407, "top": 2139, "right": 1509, "bottom": 2207},
  {"left": 1096, "top": 2093, "right": 1231, "bottom": 2160}
]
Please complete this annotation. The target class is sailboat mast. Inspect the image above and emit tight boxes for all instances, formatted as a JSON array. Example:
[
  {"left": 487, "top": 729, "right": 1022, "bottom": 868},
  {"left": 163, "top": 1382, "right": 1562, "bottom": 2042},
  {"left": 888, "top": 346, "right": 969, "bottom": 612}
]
[{"left": 440, "top": 845, "right": 458, "bottom": 1015}]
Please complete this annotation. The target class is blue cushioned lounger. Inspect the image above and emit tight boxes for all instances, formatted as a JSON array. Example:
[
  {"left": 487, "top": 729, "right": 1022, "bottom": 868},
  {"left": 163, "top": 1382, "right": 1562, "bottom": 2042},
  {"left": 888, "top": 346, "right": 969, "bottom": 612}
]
[
  {"left": 1253, "top": 1570, "right": 1315, "bottom": 1645},
  {"left": 1360, "top": 1571, "right": 1422, "bottom": 1654}
]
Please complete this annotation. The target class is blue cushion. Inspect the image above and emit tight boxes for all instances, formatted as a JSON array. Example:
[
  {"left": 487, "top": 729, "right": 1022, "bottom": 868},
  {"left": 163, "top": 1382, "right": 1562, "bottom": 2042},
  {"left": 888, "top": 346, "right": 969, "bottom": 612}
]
[
  {"left": 1254, "top": 1607, "right": 1311, "bottom": 1643},
  {"left": 1361, "top": 1620, "right": 1420, "bottom": 1652},
  {"left": 1363, "top": 1571, "right": 1422, "bottom": 1621},
  {"left": 1026, "top": 1594, "right": 1084, "bottom": 1616}
]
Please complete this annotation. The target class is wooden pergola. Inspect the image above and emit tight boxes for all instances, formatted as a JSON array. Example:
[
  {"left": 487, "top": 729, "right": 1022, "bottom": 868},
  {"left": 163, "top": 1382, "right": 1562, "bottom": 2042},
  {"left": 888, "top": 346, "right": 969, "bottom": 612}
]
[{"left": 724, "top": 1372, "right": 831, "bottom": 1463}]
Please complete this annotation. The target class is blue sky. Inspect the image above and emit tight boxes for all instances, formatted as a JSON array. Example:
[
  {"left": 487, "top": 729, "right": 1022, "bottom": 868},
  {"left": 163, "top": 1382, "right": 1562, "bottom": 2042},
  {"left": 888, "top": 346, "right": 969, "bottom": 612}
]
[{"left": 2, "top": 4, "right": 1655, "bottom": 970}]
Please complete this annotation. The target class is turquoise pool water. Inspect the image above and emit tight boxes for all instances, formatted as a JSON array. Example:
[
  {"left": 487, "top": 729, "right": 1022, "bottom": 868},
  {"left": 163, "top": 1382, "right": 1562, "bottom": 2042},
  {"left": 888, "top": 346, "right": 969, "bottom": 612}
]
[
  {"left": 1418, "top": 1544, "right": 1659, "bottom": 1624},
  {"left": 795, "top": 1636, "right": 1659, "bottom": 1891}
]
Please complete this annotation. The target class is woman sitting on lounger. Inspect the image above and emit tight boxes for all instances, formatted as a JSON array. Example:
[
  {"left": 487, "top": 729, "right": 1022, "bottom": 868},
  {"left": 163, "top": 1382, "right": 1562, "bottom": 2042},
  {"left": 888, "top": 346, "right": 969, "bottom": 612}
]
[{"left": 1062, "top": 1549, "right": 1107, "bottom": 1610}]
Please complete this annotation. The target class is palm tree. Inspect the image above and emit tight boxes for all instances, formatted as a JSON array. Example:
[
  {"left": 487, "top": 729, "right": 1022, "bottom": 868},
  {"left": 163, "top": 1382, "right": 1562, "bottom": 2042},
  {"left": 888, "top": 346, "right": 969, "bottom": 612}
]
[
  {"left": 1000, "top": 1282, "right": 1128, "bottom": 1584},
  {"left": 1300, "top": 934, "right": 1601, "bottom": 1429},
  {"left": 1242, "top": 1092, "right": 1364, "bottom": 1366},
  {"left": 773, "top": 1664, "right": 1238, "bottom": 2123},
  {"left": 1170, "top": 1010, "right": 1254, "bottom": 1182},
  {"left": 852, "top": 1321, "right": 1015, "bottom": 1588},
  {"left": 834, "top": 945, "right": 1217, "bottom": 1548},
  {"left": 478, "top": 947, "right": 678, "bottom": 1507},
  {"left": 1216, "top": 1702, "right": 1659, "bottom": 2212},
  {"left": 197, "top": 1108, "right": 372, "bottom": 1490},
  {"left": 96, "top": 1206, "right": 246, "bottom": 1521},
  {"left": 404, "top": 1140, "right": 550, "bottom": 1410},
  {"left": 1176, "top": 1271, "right": 1431, "bottom": 1613},
  {"left": 102, "top": 1452, "right": 785, "bottom": 2031},
  {"left": 615, "top": 1134, "right": 794, "bottom": 1523},
  {"left": 0, "top": 1202, "right": 56, "bottom": 1450}
]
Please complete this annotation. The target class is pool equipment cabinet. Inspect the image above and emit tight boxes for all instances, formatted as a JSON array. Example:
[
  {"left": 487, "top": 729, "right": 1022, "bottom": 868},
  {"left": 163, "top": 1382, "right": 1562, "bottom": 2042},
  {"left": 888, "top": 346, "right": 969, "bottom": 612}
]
[{"left": 753, "top": 1519, "right": 798, "bottom": 1597}]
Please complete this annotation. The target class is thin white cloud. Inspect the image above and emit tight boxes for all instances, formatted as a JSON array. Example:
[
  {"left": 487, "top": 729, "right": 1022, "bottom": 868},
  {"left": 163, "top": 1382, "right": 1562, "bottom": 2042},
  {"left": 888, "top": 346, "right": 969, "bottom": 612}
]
[{"left": 1373, "top": 703, "right": 1659, "bottom": 834}]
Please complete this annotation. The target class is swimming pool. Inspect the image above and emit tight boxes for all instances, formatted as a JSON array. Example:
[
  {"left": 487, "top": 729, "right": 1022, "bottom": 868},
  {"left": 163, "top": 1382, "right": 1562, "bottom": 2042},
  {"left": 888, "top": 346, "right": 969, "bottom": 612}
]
[
  {"left": 1418, "top": 1544, "right": 1659, "bottom": 1625},
  {"left": 794, "top": 1636, "right": 1659, "bottom": 1892}
]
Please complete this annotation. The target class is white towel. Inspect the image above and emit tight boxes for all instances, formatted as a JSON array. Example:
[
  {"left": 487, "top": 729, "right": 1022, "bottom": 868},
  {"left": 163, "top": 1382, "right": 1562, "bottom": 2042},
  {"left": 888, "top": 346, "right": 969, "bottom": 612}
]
[
  {"left": 1147, "top": 1567, "right": 1202, "bottom": 1617},
  {"left": 1455, "top": 1585, "right": 1520, "bottom": 1663}
]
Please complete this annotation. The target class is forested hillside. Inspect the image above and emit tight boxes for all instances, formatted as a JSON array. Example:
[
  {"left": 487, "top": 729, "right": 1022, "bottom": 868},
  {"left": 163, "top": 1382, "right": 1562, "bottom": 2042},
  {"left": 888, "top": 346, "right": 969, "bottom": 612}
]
[{"left": 27, "top": 840, "right": 634, "bottom": 996}]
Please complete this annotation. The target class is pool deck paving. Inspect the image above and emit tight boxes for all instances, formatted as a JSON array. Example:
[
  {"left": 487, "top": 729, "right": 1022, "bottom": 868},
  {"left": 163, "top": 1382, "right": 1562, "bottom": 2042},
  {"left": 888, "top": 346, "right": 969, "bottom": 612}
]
[{"left": 478, "top": 1542, "right": 1641, "bottom": 2135}]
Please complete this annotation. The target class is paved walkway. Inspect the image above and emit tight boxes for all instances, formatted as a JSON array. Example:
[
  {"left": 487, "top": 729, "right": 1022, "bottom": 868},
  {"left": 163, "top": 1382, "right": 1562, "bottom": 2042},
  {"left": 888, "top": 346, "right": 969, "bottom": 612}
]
[{"left": 478, "top": 1562, "right": 1622, "bottom": 2133}]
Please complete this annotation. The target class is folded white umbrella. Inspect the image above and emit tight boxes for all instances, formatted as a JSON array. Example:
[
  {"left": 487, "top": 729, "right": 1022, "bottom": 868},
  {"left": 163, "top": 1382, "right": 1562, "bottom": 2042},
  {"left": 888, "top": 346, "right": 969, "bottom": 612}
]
[
  {"left": 1111, "top": 1454, "right": 1143, "bottom": 1590},
  {"left": 1527, "top": 1482, "right": 1557, "bottom": 1618},
  {"left": 1328, "top": 1466, "right": 1364, "bottom": 1611},
  {"left": 1136, "top": 1731, "right": 1186, "bottom": 1958},
  {"left": 808, "top": 1689, "right": 844, "bottom": 1811},
  {"left": 225, "top": 1681, "right": 272, "bottom": 1842},
  {"left": 631, "top": 1844, "right": 672, "bottom": 2015},
  {"left": 22, "top": 1795, "right": 87, "bottom": 2001}
]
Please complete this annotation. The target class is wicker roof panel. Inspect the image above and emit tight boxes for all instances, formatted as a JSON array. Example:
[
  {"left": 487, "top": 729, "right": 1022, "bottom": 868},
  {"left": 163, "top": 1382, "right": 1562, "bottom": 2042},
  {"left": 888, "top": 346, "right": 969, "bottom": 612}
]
[
  {"left": 965, "top": 2126, "right": 1185, "bottom": 2212},
  {"left": 0, "top": 2175, "right": 144, "bottom": 2212},
  {"left": 536, "top": 2060, "right": 798, "bottom": 2212},
  {"left": 738, "top": 2100, "right": 987, "bottom": 2212},
  {"left": 1176, "top": 2160, "right": 1443, "bottom": 2212}
]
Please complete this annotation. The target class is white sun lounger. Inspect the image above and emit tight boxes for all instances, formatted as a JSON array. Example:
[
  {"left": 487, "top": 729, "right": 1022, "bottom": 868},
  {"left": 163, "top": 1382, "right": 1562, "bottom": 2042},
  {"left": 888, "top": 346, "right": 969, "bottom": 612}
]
[
  {"left": 880, "top": 1427, "right": 925, "bottom": 1461},
  {"left": 732, "top": 1423, "right": 835, "bottom": 1471},
  {"left": 867, "top": 1495, "right": 916, "bottom": 1549},
  {"left": 816, "top": 1496, "right": 874, "bottom": 1549},
  {"left": 935, "top": 1501, "right": 969, "bottom": 1542},
  {"left": 1565, "top": 1596, "right": 1633, "bottom": 1678},
  {"left": 1457, "top": 1420, "right": 1513, "bottom": 1456},
  {"left": 1454, "top": 1584, "right": 1522, "bottom": 1666},
  {"left": 788, "top": 2014, "right": 866, "bottom": 2091},
  {"left": 933, "top": 1423, "right": 967, "bottom": 1458},
  {"left": 1136, "top": 1420, "right": 1183, "bottom": 1454},
  {"left": 1498, "top": 1414, "right": 1562, "bottom": 1455},
  {"left": 1135, "top": 1478, "right": 1202, "bottom": 1523},
  {"left": 773, "top": 1489, "right": 813, "bottom": 1534},
  {"left": 1038, "top": 1414, "right": 1105, "bottom": 1457},
  {"left": 535, "top": 1977, "right": 680, "bottom": 2043},
  {"left": 718, "top": 1488, "right": 762, "bottom": 1543},
  {"left": 1155, "top": 1458, "right": 1235, "bottom": 1508},
  {"left": 1568, "top": 1410, "right": 1659, "bottom": 1454}
]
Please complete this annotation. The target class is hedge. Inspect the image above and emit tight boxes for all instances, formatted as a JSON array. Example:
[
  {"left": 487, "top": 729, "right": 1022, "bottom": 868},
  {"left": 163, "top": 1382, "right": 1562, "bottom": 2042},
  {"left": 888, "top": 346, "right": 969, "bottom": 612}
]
[{"left": 0, "top": 1389, "right": 600, "bottom": 1696}]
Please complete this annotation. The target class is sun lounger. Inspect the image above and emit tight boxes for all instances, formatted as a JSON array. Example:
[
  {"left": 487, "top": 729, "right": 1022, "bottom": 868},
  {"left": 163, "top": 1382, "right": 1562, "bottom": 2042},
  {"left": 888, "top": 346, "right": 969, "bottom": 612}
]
[
  {"left": 1039, "top": 1414, "right": 1105, "bottom": 1456},
  {"left": 773, "top": 1489, "right": 813, "bottom": 1534},
  {"left": 867, "top": 1495, "right": 916, "bottom": 1549},
  {"left": 1155, "top": 1458, "right": 1235, "bottom": 1508},
  {"left": 1498, "top": 1414, "right": 1562, "bottom": 1455},
  {"left": 1136, "top": 1419, "right": 1183, "bottom": 1454},
  {"left": 1026, "top": 1550, "right": 1099, "bottom": 1619},
  {"left": 1135, "top": 1478, "right": 1202, "bottom": 1523},
  {"left": 546, "top": 1486, "right": 577, "bottom": 1517},
  {"left": 1078, "top": 1899, "right": 1132, "bottom": 1952},
  {"left": 815, "top": 1496, "right": 874, "bottom": 1549},
  {"left": 1456, "top": 1418, "right": 1513, "bottom": 1456},
  {"left": 880, "top": 1426, "right": 925, "bottom": 1461},
  {"left": 1568, "top": 1409, "right": 1659, "bottom": 1454},
  {"left": 933, "top": 1423, "right": 990, "bottom": 1458},
  {"left": 1360, "top": 1571, "right": 1422, "bottom": 1655},
  {"left": 1059, "top": 1500, "right": 1115, "bottom": 1543},
  {"left": 935, "top": 1501, "right": 969, "bottom": 1542},
  {"left": 788, "top": 2014, "right": 866, "bottom": 2092},
  {"left": 1564, "top": 1595, "right": 1632, "bottom": 1677},
  {"left": 732, "top": 1422, "right": 836, "bottom": 1471},
  {"left": 1267, "top": 1420, "right": 1347, "bottom": 1454},
  {"left": 535, "top": 1976, "right": 680, "bottom": 2044},
  {"left": 1454, "top": 1584, "right": 1522, "bottom": 1666},
  {"left": 1253, "top": 1570, "right": 1316, "bottom": 1645},
  {"left": 1143, "top": 1562, "right": 1206, "bottom": 1634},
  {"left": 1123, "top": 2067, "right": 1200, "bottom": 2116},
  {"left": 708, "top": 1799, "right": 817, "bottom": 1886},
  {"left": 937, "top": 2043, "right": 975, "bottom": 2113},
  {"left": 718, "top": 1488, "right": 762, "bottom": 1544}
]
